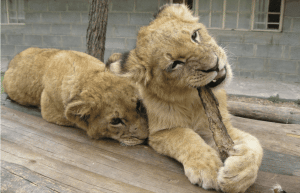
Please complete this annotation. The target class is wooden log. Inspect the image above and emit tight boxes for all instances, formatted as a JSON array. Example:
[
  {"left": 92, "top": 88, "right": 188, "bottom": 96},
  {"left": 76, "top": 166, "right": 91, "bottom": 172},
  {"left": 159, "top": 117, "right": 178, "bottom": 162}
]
[
  {"left": 228, "top": 101, "right": 300, "bottom": 124},
  {"left": 197, "top": 86, "right": 234, "bottom": 161}
]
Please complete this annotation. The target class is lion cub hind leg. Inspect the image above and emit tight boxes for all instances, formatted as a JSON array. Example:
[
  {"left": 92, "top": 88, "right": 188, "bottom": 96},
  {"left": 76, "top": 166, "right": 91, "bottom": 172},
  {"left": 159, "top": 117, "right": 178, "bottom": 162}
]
[
  {"left": 149, "top": 127, "right": 223, "bottom": 190},
  {"left": 41, "top": 91, "right": 74, "bottom": 127}
]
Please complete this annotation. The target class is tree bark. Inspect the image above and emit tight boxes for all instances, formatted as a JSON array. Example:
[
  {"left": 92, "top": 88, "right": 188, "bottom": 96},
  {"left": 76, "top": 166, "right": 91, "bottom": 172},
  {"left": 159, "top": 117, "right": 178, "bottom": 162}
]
[
  {"left": 197, "top": 86, "right": 234, "bottom": 161},
  {"left": 86, "top": 0, "right": 110, "bottom": 62},
  {"left": 228, "top": 101, "right": 300, "bottom": 124}
]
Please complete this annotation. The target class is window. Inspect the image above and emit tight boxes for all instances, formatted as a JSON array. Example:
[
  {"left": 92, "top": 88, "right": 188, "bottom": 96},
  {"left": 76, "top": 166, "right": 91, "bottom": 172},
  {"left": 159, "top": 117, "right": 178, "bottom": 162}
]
[
  {"left": 1, "top": 0, "right": 25, "bottom": 24},
  {"left": 194, "top": 0, "right": 285, "bottom": 31}
]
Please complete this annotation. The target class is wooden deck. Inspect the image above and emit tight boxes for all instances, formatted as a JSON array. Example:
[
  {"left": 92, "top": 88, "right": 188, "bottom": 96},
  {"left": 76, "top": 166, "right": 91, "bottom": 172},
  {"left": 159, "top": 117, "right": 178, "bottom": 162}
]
[{"left": 1, "top": 98, "right": 300, "bottom": 193}]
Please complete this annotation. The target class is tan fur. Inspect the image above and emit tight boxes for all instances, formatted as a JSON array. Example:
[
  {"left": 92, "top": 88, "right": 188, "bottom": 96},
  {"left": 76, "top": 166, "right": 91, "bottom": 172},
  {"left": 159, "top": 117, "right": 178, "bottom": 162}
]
[
  {"left": 108, "top": 4, "right": 263, "bottom": 193},
  {"left": 3, "top": 47, "right": 148, "bottom": 146}
]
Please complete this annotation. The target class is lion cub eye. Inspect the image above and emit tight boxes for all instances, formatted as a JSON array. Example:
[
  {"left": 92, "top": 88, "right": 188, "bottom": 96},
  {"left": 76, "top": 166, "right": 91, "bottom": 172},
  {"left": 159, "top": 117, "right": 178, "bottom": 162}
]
[
  {"left": 171, "top": 60, "right": 185, "bottom": 70},
  {"left": 191, "top": 30, "right": 201, "bottom": 43},
  {"left": 110, "top": 118, "right": 123, "bottom": 126}
]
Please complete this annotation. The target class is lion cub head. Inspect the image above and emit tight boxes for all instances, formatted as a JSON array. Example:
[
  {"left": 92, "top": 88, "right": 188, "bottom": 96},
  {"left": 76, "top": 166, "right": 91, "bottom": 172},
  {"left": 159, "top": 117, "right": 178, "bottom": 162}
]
[
  {"left": 64, "top": 70, "right": 148, "bottom": 146},
  {"left": 107, "top": 4, "right": 232, "bottom": 102}
]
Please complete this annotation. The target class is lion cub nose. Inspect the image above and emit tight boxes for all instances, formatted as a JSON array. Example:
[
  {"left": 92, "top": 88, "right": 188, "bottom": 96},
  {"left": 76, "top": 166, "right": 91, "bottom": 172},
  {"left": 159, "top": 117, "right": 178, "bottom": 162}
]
[{"left": 203, "top": 57, "right": 219, "bottom": 72}]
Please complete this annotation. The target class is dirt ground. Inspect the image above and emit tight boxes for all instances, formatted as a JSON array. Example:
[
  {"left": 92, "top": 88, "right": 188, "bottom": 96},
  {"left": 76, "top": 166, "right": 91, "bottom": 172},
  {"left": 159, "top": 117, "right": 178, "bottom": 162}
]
[{"left": 227, "top": 95, "right": 300, "bottom": 110}]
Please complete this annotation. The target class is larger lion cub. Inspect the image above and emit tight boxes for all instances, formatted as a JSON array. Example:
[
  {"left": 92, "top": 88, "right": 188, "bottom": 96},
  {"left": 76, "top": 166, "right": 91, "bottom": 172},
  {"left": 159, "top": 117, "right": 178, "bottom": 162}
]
[
  {"left": 3, "top": 48, "right": 148, "bottom": 146},
  {"left": 108, "top": 4, "right": 263, "bottom": 193}
]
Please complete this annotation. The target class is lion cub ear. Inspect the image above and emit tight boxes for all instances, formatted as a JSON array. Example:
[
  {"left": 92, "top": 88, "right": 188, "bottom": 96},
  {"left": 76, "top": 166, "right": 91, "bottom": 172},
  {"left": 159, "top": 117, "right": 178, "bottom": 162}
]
[
  {"left": 65, "top": 100, "right": 93, "bottom": 129},
  {"left": 108, "top": 51, "right": 148, "bottom": 84}
]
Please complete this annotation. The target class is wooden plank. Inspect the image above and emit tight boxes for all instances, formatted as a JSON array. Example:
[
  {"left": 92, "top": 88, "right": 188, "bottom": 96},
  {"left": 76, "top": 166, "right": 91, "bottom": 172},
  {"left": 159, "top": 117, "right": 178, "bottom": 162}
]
[
  {"left": 1, "top": 106, "right": 212, "bottom": 193},
  {"left": 2, "top": 106, "right": 300, "bottom": 192},
  {"left": 231, "top": 116, "right": 300, "bottom": 157},
  {"left": 1, "top": 105, "right": 184, "bottom": 174},
  {"left": 1, "top": 160, "right": 79, "bottom": 193}
]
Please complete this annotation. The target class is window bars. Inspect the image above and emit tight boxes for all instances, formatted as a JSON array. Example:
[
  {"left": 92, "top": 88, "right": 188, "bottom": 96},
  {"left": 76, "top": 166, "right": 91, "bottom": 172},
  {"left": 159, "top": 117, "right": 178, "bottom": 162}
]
[
  {"left": 179, "top": 0, "right": 284, "bottom": 32},
  {"left": 1, "top": 0, "right": 25, "bottom": 25},
  {"left": 195, "top": 0, "right": 284, "bottom": 31}
]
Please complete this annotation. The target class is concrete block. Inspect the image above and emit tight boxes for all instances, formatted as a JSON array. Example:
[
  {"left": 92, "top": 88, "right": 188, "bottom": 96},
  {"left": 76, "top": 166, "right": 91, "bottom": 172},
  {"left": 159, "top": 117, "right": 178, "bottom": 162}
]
[
  {"left": 105, "top": 38, "right": 126, "bottom": 49},
  {"left": 112, "top": 49, "right": 127, "bottom": 54},
  {"left": 159, "top": 0, "right": 169, "bottom": 7},
  {"left": 0, "top": 45, "right": 16, "bottom": 57},
  {"left": 292, "top": 18, "right": 300, "bottom": 32},
  {"left": 62, "top": 36, "right": 83, "bottom": 47},
  {"left": 105, "top": 25, "right": 115, "bottom": 38},
  {"left": 104, "top": 49, "right": 113, "bottom": 63},
  {"left": 23, "top": 35, "right": 43, "bottom": 46},
  {"left": 253, "top": 71, "right": 271, "bottom": 80},
  {"left": 28, "top": 0, "right": 48, "bottom": 11},
  {"left": 129, "top": 13, "right": 153, "bottom": 25},
  {"left": 71, "top": 24, "right": 88, "bottom": 36},
  {"left": 283, "top": 17, "right": 292, "bottom": 32},
  {"left": 284, "top": 74, "right": 300, "bottom": 83},
  {"left": 217, "top": 35, "right": 243, "bottom": 43},
  {"left": 112, "top": 0, "right": 134, "bottom": 11},
  {"left": 1, "top": 56, "right": 10, "bottom": 72},
  {"left": 273, "top": 33, "right": 300, "bottom": 46},
  {"left": 298, "top": 63, "right": 300, "bottom": 75},
  {"left": 61, "top": 12, "right": 81, "bottom": 24},
  {"left": 239, "top": 71, "right": 253, "bottom": 79},
  {"left": 126, "top": 38, "right": 136, "bottom": 50},
  {"left": 43, "top": 36, "right": 62, "bottom": 47},
  {"left": 51, "top": 24, "right": 71, "bottom": 35},
  {"left": 108, "top": 13, "right": 129, "bottom": 25},
  {"left": 256, "top": 45, "right": 283, "bottom": 58},
  {"left": 6, "top": 35, "right": 23, "bottom": 45},
  {"left": 32, "top": 24, "right": 51, "bottom": 35},
  {"left": 81, "top": 12, "right": 89, "bottom": 24},
  {"left": 2, "top": 34, "right": 6, "bottom": 45},
  {"left": 269, "top": 59, "right": 297, "bottom": 74},
  {"left": 49, "top": 0, "right": 67, "bottom": 11},
  {"left": 244, "top": 33, "right": 272, "bottom": 45},
  {"left": 15, "top": 46, "right": 32, "bottom": 55},
  {"left": 70, "top": 47, "right": 86, "bottom": 53},
  {"left": 267, "top": 72, "right": 284, "bottom": 81},
  {"left": 285, "top": 0, "right": 300, "bottom": 17},
  {"left": 226, "top": 43, "right": 254, "bottom": 57},
  {"left": 115, "top": 26, "right": 137, "bottom": 38},
  {"left": 68, "top": 1, "right": 89, "bottom": 11},
  {"left": 41, "top": 12, "right": 61, "bottom": 23},
  {"left": 136, "top": 0, "right": 159, "bottom": 12},
  {"left": 18, "top": 25, "right": 34, "bottom": 35},
  {"left": 228, "top": 57, "right": 238, "bottom": 70},
  {"left": 82, "top": 37, "right": 87, "bottom": 47},
  {"left": 25, "top": 13, "right": 41, "bottom": 23},
  {"left": 290, "top": 47, "right": 300, "bottom": 60},
  {"left": 238, "top": 57, "right": 266, "bottom": 71}
]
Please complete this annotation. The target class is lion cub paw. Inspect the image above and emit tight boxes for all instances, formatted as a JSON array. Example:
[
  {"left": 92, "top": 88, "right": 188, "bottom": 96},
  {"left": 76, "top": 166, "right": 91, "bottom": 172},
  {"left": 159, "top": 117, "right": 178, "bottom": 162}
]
[
  {"left": 183, "top": 153, "right": 223, "bottom": 190},
  {"left": 217, "top": 142, "right": 262, "bottom": 193}
]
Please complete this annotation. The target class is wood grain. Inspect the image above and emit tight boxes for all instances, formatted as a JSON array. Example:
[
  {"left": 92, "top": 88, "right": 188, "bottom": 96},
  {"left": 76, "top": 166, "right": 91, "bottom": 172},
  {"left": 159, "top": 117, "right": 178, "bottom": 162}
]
[
  {"left": 1, "top": 105, "right": 300, "bottom": 193},
  {"left": 228, "top": 101, "right": 300, "bottom": 124}
]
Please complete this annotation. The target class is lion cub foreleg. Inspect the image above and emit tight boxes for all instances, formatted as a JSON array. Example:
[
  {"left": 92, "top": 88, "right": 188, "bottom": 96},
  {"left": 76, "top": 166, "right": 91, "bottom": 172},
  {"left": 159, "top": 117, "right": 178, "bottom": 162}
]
[{"left": 149, "top": 127, "right": 223, "bottom": 190}]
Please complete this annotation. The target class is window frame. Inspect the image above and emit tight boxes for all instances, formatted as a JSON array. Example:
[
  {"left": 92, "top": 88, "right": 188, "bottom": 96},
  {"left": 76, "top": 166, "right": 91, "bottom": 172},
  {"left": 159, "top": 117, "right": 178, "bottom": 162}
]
[
  {"left": 192, "top": 0, "right": 285, "bottom": 32},
  {"left": 1, "top": 0, "right": 25, "bottom": 25}
]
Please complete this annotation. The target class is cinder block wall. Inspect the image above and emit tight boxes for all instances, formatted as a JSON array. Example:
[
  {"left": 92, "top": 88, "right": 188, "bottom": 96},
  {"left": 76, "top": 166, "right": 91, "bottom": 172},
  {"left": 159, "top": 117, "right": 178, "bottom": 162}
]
[
  {"left": 1, "top": 0, "right": 167, "bottom": 72},
  {"left": 1, "top": 0, "right": 300, "bottom": 84}
]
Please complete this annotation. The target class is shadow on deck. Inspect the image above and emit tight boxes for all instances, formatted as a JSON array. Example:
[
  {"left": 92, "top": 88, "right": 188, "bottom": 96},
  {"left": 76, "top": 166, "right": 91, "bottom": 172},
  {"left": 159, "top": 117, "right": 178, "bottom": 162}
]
[{"left": 1, "top": 93, "right": 300, "bottom": 193}]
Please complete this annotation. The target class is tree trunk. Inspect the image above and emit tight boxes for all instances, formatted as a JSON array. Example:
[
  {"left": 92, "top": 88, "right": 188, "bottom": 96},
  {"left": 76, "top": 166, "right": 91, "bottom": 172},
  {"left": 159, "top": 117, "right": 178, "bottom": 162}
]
[{"left": 86, "top": 0, "right": 110, "bottom": 62}]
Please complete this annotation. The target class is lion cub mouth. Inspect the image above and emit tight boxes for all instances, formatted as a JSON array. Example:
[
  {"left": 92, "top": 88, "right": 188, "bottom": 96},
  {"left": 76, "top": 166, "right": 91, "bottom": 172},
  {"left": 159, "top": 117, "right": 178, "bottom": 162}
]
[{"left": 206, "top": 66, "right": 227, "bottom": 88}]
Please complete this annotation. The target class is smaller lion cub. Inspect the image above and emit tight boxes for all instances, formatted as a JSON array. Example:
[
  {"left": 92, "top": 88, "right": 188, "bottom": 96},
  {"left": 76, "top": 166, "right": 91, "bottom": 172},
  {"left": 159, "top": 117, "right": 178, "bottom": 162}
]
[{"left": 3, "top": 48, "right": 148, "bottom": 146}]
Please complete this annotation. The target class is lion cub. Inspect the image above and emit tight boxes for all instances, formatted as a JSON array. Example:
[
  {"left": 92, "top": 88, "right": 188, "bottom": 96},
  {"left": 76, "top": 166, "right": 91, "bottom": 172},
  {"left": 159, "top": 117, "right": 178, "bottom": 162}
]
[
  {"left": 3, "top": 48, "right": 148, "bottom": 146},
  {"left": 107, "top": 4, "right": 263, "bottom": 193}
]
